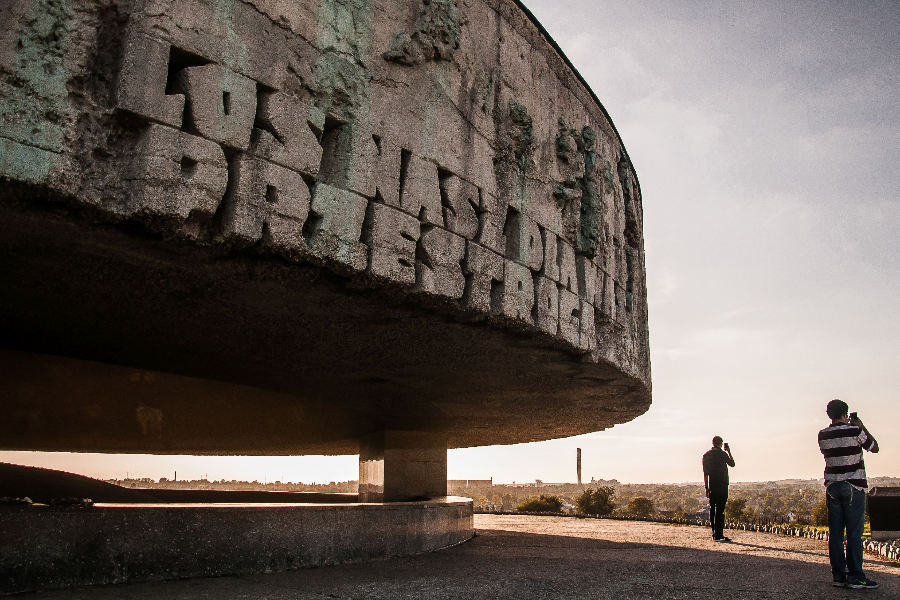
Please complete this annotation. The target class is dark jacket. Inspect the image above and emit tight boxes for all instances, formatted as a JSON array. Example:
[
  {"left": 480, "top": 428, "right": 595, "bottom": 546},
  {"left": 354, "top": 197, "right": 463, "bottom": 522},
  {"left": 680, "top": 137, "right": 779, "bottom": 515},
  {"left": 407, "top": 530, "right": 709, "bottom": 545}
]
[{"left": 703, "top": 447, "right": 735, "bottom": 489}]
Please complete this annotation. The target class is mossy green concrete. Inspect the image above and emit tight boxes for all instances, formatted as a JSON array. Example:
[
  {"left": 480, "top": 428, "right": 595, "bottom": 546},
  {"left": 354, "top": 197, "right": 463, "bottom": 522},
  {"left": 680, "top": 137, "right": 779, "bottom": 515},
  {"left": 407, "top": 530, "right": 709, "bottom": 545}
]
[
  {"left": 212, "top": 0, "right": 252, "bottom": 78},
  {"left": 576, "top": 126, "right": 601, "bottom": 258},
  {"left": 315, "top": 0, "right": 374, "bottom": 64},
  {"left": 383, "top": 0, "right": 459, "bottom": 66},
  {"left": 312, "top": 51, "right": 368, "bottom": 121},
  {"left": 0, "top": 0, "right": 70, "bottom": 154},
  {"left": 508, "top": 99, "right": 532, "bottom": 172},
  {"left": 0, "top": 136, "right": 58, "bottom": 184}
]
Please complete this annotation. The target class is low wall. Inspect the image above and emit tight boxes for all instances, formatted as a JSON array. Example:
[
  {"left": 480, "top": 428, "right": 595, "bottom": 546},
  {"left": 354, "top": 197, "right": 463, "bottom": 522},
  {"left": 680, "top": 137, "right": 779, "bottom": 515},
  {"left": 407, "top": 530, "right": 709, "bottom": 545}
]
[
  {"left": 0, "top": 498, "right": 473, "bottom": 595},
  {"left": 868, "top": 487, "right": 900, "bottom": 541}
]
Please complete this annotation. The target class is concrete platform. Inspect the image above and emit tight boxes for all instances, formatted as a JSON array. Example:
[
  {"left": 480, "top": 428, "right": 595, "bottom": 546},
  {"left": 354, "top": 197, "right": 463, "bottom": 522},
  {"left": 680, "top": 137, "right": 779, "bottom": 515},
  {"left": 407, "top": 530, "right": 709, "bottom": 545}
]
[
  {"left": 14, "top": 515, "right": 900, "bottom": 599},
  {"left": 0, "top": 498, "right": 473, "bottom": 595}
]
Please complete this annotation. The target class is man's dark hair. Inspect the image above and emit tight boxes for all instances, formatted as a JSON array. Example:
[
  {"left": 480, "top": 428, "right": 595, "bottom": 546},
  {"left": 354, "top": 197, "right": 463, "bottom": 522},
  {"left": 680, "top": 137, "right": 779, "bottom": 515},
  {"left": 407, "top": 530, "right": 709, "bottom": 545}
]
[
  {"left": 712, "top": 436, "right": 723, "bottom": 447},
  {"left": 827, "top": 399, "right": 849, "bottom": 420}
]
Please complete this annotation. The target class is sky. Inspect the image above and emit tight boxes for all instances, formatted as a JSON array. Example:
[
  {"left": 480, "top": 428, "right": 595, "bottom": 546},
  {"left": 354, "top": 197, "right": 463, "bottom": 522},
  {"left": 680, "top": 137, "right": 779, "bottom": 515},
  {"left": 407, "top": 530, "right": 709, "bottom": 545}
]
[{"left": 3, "top": 0, "right": 899, "bottom": 485}]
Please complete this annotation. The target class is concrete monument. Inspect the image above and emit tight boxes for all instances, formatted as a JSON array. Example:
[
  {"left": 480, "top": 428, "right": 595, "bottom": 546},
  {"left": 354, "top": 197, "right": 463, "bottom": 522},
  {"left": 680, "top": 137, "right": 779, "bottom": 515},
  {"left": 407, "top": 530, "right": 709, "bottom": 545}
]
[{"left": 0, "top": 0, "right": 650, "bottom": 505}]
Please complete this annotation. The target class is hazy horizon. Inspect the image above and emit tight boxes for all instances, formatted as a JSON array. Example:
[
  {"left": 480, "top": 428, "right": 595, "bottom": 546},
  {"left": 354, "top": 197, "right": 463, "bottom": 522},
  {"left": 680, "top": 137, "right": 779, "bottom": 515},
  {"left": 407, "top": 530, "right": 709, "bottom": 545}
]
[{"left": 2, "top": 0, "right": 898, "bottom": 485}]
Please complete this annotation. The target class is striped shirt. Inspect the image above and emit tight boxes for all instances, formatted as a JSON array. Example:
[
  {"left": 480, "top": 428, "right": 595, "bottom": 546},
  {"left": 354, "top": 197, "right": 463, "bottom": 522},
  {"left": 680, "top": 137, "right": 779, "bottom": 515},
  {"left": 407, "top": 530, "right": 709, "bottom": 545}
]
[{"left": 818, "top": 424, "right": 875, "bottom": 490}]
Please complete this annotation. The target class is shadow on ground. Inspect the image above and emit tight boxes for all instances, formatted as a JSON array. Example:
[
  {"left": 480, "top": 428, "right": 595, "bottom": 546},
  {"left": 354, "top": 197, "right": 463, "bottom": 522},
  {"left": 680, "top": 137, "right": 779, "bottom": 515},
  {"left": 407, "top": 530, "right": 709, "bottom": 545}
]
[{"left": 17, "top": 517, "right": 900, "bottom": 599}]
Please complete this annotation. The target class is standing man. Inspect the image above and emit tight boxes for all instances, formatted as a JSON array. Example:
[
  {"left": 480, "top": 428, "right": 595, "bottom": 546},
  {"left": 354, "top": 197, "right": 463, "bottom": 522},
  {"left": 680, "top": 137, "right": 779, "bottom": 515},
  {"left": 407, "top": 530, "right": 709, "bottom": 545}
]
[
  {"left": 818, "top": 399, "right": 880, "bottom": 589},
  {"left": 703, "top": 436, "right": 735, "bottom": 542}
]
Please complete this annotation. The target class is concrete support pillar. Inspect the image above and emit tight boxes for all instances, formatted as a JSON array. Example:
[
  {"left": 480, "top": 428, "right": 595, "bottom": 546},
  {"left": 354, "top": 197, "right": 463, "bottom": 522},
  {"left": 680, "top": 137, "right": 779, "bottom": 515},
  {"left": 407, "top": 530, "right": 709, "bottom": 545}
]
[{"left": 358, "top": 431, "right": 447, "bottom": 502}]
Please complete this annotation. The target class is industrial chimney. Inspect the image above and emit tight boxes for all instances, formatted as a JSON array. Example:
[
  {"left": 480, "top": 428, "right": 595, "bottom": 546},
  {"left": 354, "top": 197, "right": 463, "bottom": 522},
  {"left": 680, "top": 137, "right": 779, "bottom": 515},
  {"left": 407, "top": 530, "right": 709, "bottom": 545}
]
[{"left": 577, "top": 448, "right": 582, "bottom": 485}]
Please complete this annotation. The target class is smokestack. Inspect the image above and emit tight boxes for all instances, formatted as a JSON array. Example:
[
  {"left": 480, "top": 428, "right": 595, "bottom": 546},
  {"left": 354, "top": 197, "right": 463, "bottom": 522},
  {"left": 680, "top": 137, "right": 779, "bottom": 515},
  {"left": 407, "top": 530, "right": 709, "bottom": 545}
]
[{"left": 576, "top": 448, "right": 582, "bottom": 485}]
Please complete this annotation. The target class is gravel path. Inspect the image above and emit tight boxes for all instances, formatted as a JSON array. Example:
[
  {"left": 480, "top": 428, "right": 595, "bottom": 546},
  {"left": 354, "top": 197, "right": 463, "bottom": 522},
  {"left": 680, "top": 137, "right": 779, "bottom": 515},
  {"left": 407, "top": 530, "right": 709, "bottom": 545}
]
[{"left": 25, "top": 514, "right": 900, "bottom": 599}]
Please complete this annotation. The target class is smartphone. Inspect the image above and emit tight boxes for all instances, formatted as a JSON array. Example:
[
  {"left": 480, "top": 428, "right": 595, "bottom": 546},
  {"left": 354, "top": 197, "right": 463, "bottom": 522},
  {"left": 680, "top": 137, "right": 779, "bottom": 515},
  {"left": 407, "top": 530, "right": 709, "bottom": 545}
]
[{"left": 850, "top": 412, "right": 858, "bottom": 420}]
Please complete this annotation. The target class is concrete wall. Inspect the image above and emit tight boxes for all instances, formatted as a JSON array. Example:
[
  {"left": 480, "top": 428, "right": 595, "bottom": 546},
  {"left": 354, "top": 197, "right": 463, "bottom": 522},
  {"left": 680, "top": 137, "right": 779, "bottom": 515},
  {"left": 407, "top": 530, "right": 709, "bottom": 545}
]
[{"left": 0, "top": 498, "right": 474, "bottom": 595}]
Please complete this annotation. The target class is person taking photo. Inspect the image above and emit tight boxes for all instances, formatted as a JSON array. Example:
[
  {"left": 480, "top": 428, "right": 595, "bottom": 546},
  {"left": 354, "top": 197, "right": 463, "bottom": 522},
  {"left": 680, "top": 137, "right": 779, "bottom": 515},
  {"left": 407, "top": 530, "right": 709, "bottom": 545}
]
[
  {"left": 818, "top": 399, "right": 880, "bottom": 589},
  {"left": 703, "top": 436, "right": 735, "bottom": 542}
]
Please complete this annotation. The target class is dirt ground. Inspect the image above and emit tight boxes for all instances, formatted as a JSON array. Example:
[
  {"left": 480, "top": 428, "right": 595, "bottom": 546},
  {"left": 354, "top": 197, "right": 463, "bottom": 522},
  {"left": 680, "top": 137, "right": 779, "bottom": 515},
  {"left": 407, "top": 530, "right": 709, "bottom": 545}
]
[{"left": 24, "top": 514, "right": 900, "bottom": 599}]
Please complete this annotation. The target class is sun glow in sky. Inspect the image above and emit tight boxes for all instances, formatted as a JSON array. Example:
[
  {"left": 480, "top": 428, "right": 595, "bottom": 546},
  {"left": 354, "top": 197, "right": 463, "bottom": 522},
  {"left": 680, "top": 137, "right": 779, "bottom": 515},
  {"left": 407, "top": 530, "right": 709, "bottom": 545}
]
[{"left": 3, "top": 0, "right": 898, "bottom": 485}]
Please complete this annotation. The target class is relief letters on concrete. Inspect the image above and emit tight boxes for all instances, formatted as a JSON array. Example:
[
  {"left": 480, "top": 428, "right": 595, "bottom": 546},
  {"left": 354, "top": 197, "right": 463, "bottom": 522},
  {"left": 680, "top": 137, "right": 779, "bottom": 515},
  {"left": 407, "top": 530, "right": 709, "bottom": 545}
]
[{"left": 1, "top": 0, "right": 645, "bottom": 362}]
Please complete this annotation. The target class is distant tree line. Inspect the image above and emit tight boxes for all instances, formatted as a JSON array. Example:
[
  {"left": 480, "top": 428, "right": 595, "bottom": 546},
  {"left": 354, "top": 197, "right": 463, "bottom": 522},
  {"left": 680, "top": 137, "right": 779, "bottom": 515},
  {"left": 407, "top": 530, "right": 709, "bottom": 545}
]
[
  {"left": 477, "top": 478, "right": 900, "bottom": 524},
  {"left": 107, "top": 478, "right": 358, "bottom": 494}
]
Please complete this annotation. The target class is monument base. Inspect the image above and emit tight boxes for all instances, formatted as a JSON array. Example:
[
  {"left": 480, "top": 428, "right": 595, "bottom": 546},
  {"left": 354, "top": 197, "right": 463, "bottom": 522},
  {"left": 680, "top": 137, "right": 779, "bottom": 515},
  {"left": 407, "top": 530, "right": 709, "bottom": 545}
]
[{"left": 0, "top": 498, "right": 473, "bottom": 595}]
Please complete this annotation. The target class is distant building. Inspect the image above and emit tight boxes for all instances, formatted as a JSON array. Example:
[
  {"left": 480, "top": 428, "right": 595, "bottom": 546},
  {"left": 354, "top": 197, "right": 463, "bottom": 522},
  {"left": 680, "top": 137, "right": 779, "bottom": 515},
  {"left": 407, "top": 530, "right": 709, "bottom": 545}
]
[
  {"left": 447, "top": 479, "right": 493, "bottom": 495},
  {"left": 589, "top": 478, "right": 620, "bottom": 486}
]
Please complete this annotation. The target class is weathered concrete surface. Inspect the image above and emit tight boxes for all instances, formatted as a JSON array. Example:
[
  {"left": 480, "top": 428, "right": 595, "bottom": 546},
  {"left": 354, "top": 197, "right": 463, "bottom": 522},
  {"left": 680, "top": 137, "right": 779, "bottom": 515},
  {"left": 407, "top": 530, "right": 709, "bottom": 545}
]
[
  {"left": 0, "top": 498, "right": 473, "bottom": 595},
  {"left": 12, "top": 515, "right": 900, "bottom": 598},
  {"left": 0, "top": 0, "right": 650, "bottom": 455}
]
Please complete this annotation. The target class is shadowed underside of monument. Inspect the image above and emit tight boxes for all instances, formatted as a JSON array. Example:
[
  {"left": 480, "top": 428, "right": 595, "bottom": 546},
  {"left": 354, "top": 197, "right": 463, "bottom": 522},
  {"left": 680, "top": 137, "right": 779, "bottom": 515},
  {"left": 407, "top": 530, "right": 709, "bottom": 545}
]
[{"left": 0, "top": 0, "right": 651, "bottom": 458}]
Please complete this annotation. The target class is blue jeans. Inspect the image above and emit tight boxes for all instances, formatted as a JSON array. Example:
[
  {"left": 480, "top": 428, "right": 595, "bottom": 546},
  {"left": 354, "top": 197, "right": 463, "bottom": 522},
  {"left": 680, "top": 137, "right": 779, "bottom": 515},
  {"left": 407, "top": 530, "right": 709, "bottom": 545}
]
[{"left": 826, "top": 481, "right": 866, "bottom": 583}]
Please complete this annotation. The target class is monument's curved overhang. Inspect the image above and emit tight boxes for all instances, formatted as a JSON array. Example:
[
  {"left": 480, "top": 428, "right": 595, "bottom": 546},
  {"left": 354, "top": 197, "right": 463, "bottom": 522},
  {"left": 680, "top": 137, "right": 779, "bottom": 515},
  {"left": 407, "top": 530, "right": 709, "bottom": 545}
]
[{"left": 0, "top": 0, "right": 651, "bottom": 455}]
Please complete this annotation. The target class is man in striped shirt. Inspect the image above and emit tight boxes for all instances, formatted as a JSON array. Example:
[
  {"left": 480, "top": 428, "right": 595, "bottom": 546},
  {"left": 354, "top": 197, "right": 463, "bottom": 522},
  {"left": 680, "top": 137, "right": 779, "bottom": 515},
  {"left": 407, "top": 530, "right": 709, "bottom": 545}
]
[{"left": 818, "top": 399, "right": 880, "bottom": 590}]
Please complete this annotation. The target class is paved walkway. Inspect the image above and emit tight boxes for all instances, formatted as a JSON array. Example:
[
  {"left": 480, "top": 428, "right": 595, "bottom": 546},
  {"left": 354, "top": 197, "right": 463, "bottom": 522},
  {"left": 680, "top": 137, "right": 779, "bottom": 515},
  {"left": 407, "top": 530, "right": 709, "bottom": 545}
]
[{"left": 27, "top": 515, "right": 900, "bottom": 599}]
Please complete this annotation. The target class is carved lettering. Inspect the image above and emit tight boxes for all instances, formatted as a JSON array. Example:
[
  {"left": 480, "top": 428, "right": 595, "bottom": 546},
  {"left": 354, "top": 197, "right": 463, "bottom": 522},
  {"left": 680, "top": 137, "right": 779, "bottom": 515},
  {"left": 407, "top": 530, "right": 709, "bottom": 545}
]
[
  {"left": 23, "top": 0, "right": 649, "bottom": 364},
  {"left": 106, "top": 16, "right": 639, "bottom": 352},
  {"left": 173, "top": 64, "right": 257, "bottom": 150},
  {"left": 534, "top": 276, "right": 559, "bottom": 335},
  {"left": 439, "top": 172, "right": 479, "bottom": 239},
  {"left": 305, "top": 183, "right": 369, "bottom": 272},
  {"left": 462, "top": 241, "right": 504, "bottom": 313},
  {"left": 415, "top": 227, "right": 466, "bottom": 299},
  {"left": 557, "top": 240, "right": 577, "bottom": 293},
  {"left": 372, "top": 137, "right": 402, "bottom": 207},
  {"left": 497, "top": 260, "right": 534, "bottom": 323},
  {"left": 125, "top": 124, "right": 227, "bottom": 219},
  {"left": 540, "top": 230, "right": 559, "bottom": 282},
  {"left": 116, "top": 35, "right": 184, "bottom": 128},
  {"left": 472, "top": 193, "right": 506, "bottom": 254},
  {"left": 503, "top": 208, "right": 543, "bottom": 272},
  {"left": 365, "top": 202, "right": 420, "bottom": 284},
  {"left": 220, "top": 157, "right": 310, "bottom": 251},
  {"left": 558, "top": 288, "right": 580, "bottom": 346},
  {"left": 400, "top": 155, "right": 443, "bottom": 226},
  {"left": 579, "top": 301, "right": 596, "bottom": 351},
  {"left": 319, "top": 123, "right": 376, "bottom": 199},
  {"left": 576, "top": 255, "right": 597, "bottom": 306},
  {"left": 597, "top": 269, "right": 616, "bottom": 322},
  {"left": 252, "top": 91, "right": 324, "bottom": 178}
]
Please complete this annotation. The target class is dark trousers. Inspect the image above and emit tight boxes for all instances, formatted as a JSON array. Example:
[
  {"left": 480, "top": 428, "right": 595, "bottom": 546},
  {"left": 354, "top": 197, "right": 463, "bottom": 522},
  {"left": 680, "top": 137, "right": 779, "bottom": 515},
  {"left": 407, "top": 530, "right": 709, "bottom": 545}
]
[
  {"left": 709, "top": 487, "right": 728, "bottom": 539},
  {"left": 826, "top": 482, "right": 867, "bottom": 583}
]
